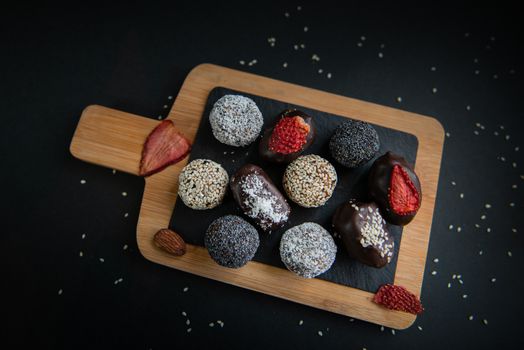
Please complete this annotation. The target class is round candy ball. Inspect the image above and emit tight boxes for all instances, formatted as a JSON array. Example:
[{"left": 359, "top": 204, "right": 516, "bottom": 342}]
[
  {"left": 178, "top": 159, "right": 228, "bottom": 210},
  {"left": 279, "top": 222, "right": 337, "bottom": 278},
  {"left": 209, "top": 95, "right": 264, "bottom": 147},
  {"left": 205, "top": 215, "right": 260, "bottom": 268},
  {"left": 329, "top": 120, "right": 380, "bottom": 168},
  {"left": 283, "top": 155, "right": 337, "bottom": 208}
]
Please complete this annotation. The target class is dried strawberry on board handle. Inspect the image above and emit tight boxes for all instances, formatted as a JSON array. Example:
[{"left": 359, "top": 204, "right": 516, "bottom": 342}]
[{"left": 139, "top": 120, "right": 192, "bottom": 177}]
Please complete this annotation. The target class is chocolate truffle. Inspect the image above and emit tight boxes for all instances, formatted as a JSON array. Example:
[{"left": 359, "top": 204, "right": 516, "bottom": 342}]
[
  {"left": 178, "top": 159, "right": 228, "bottom": 210},
  {"left": 279, "top": 222, "right": 337, "bottom": 278},
  {"left": 332, "top": 200, "right": 394, "bottom": 268},
  {"left": 230, "top": 164, "right": 291, "bottom": 232},
  {"left": 283, "top": 155, "right": 337, "bottom": 208},
  {"left": 259, "top": 109, "right": 315, "bottom": 163},
  {"left": 205, "top": 215, "right": 260, "bottom": 268},
  {"left": 368, "top": 152, "right": 422, "bottom": 226},
  {"left": 329, "top": 120, "right": 380, "bottom": 168},
  {"left": 209, "top": 95, "right": 263, "bottom": 147}
]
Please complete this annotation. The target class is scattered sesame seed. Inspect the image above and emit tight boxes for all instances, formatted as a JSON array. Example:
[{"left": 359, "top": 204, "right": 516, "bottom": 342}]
[
  {"left": 462, "top": 294, "right": 468, "bottom": 299},
  {"left": 58, "top": 289, "right": 63, "bottom": 295},
  {"left": 493, "top": 74, "right": 498, "bottom": 79},
  {"left": 512, "top": 184, "right": 518, "bottom": 189},
  {"left": 327, "top": 73, "right": 332, "bottom": 79},
  {"left": 163, "top": 105, "right": 168, "bottom": 109},
  {"left": 318, "top": 331, "right": 323, "bottom": 336},
  {"left": 506, "top": 135, "right": 511, "bottom": 140},
  {"left": 80, "top": 179, "right": 86, "bottom": 184},
  {"left": 114, "top": 278, "right": 123, "bottom": 285},
  {"left": 284, "top": 12, "right": 290, "bottom": 17},
  {"left": 304, "top": 26, "right": 308, "bottom": 32},
  {"left": 459, "top": 193, "right": 464, "bottom": 199},
  {"left": 512, "top": 228, "right": 517, "bottom": 233},
  {"left": 187, "top": 328, "right": 192, "bottom": 333},
  {"left": 449, "top": 224, "right": 454, "bottom": 230},
  {"left": 474, "top": 70, "right": 480, "bottom": 75},
  {"left": 217, "top": 320, "right": 224, "bottom": 327},
  {"left": 466, "top": 105, "right": 471, "bottom": 111},
  {"left": 481, "top": 215, "right": 486, "bottom": 220},
  {"left": 123, "top": 244, "right": 128, "bottom": 250},
  {"left": 479, "top": 250, "right": 483, "bottom": 255},
  {"left": 459, "top": 279, "right": 464, "bottom": 284},
  {"left": 491, "top": 277, "right": 496, "bottom": 282},
  {"left": 452, "top": 274, "right": 457, "bottom": 279},
  {"left": 311, "top": 54, "right": 320, "bottom": 61},
  {"left": 464, "top": 32, "right": 470, "bottom": 37},
  {"left": 446, "top": 132, "right": 451, "bottom": 138},
  {"left": 499, "top": 156, "right": 506, "bottom": 162},
  {"left": 81, "top": 233, "right": 86, "bottom": 239},
  {"left": 239, "top": 60, "right": 245, "bottom": 65},
  {"left": 474, "top": 130, "right": 479, "bottom": 135},
  {"left": 483, "top": 319, "right": 488, "bottom": 325},
  {"left": 124, "top": 212, "right": 129, "bottom": 218},
  {"left": 516, "top": 147, "right": 520, "bottom": 151},
  {"left": 378, "top": 52, "right": 384, "bottom": 58},
  {"left": 318, "top": 68, "right": 323, "bottom": 74},
  {"left": 182, "top": 311, "right": 187, "bottom": 316},
  {"left": 186, "top": 319, "right": 190, "bottom": 325},
  {"left": 494, "top": 131, "right": 499, "bottom": 136},
  {"left": 297, "top": 6, "right": 302, "bottom": 10},
  {"left": 469, "top": 315, "right": 474, "bottom": 321},
  {"left": 451, "top": 181, "right": 456, "bottom": 186},
  {"left": 431, "top": 66, "right": 437, "bottom": 71},
  {"left": 183, "top": 287, "right": 189, "bottom": 292},
  {"left": 380, "top": 326, "right": 384, "bottom": 331},
  {"left": 79, "top": 251, "right": 83, "bottom": 257},
  {"left": 380, "top": 43, "right": 385, "bottom": 48},
  {"left": 396, "top": 97, "right": 402, "bottom": 103},
  {"left": 349, "top": 318, "right": 355, "bottom": 322},
  {"left": 168, "top": 95, "right": 173, "bottom": 100},
  {"left": 357, "top": 42, "right": 363, "bottom": 47},
  {"left": 447, "top": 282, "right": 451, "bottom": 288},
  {"left": 434, "top": 258, "right": 439, "bottom": 263},
  {"left": 512, "top": 162, "right": 517, "bottom": 168},
  {"left": 122, "top": 192, "right": 127, "bottom": 197},
  {"left": 432, "top": 87, "right": 438, "bottom": 94},
  {"left": 431, "top": 271, "right": 437, "bottom": 275},
  {"left": 299, "top": 320, "right": 303, "bottom": 325},
  {"left": 99, "top": 258, "right": 105, "bottom": 263},
  {"left": 112, "top": 169, "right": 116, "bottom": 174},
  {"left": 510, "top": 203, "right": 515, "bottom": 207},
  {"left": 157, "top": 115, "right": 162, "bottom": 120},
  {"left": 457, "top": 274, "right": 462, "bottom": 279},
  {"left": 418, "top": 326, "right": 423, "bottom": 331},
  {"left": 486, "top": 228, "right": 491, "bottom": 233},
  {"left": 209, "top": 322, "right": 214, "bottom": 327},
  {"left": 283, "top": 62, "right": 288, "bottom": 68},
  {"left": 300, "top": 43, "right": 306, "bottom": 49},
  {"left": 457, "top": 226, "right": 462, "bottom": 232},
  {"left": 485, "top": 204, "right": 491, "bottom": 209},
  {"left": 507, "top": 251, "right": 513, "bottom": 257},
  {"left": 475, "top": 224, "right": 480, "bottom": 228},
  {"left": 391, "top": 329, "right": 396, "bottom": 335}
]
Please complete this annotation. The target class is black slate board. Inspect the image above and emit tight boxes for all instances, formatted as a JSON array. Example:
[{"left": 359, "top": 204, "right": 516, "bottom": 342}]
[{"left": 170, "top": 87, "right": 418, "bottom": 293}]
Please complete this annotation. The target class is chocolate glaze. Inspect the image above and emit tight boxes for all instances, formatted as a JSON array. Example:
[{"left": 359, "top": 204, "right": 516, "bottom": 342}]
[
  {"left": 259, "top": 109, "right": 315, "bottom": 163},
  {"left": 230, "top": 164, "right": 291, "bottom": 232},
  {"left": 368, "top": 152, "right": 422, "bottom": 226},
  {"left": 332, "top": 200, "right": 393, "bottom": 268}
]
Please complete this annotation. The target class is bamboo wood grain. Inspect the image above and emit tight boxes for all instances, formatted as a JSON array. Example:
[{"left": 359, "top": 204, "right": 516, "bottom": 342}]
[{"left": 70, "top": 63, "right": 445, "bottom": 329}]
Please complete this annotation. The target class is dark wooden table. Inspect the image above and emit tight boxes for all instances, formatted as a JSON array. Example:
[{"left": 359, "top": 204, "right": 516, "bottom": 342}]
[{"left": 2, "top": 1, "right": 523, "bottom": 348}]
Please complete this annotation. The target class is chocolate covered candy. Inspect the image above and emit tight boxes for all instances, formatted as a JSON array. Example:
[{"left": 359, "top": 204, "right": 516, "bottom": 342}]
[
  {"left": 332, "top": 200, "right": 394, "bottom": 268},
  {"left": 259, "top": 109, "right": 315, "bottom": 163},
  {"left": 368, "top": 152, "right": 422, "bottom": 226},
  {"left": 230, "top": 164, "right": 291, "bottom": 231}
]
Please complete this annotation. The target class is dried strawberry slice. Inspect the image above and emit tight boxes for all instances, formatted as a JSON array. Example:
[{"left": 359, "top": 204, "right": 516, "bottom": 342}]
[
  {"left": 388, "top": 164, "right": 420, "bottom": 215},
  {"left": 268, "top": 116, "right": 310, "bottom": 154},
  {"left": 373, "top": 284, "right": 424, "bottom": 315},
  {"left": 139, "top": 120, "right": 191, "bottom": 177}
]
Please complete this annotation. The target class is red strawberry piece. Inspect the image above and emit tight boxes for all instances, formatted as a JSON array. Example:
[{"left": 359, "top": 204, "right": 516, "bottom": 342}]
[
  {"left": 268, "top": 116, "right": 310, "bottom": 154},
  {"left": 373, "top": 284, "right": 424, "bottom": 315},
  {"left": 388, "top": 164, "right": 421, "bottom": 216},
  {"left": 139, "top": 120, "right": 191, "bottom": 177}
]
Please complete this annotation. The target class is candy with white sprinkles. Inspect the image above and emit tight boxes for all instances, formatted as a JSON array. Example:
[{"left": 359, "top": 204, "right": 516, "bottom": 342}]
[
  {"left": 279, "top": 222, "right": 337, "bottom": 278},
  {"left": 209, "top": 95, "right": 263, "bottom": 147},
  {"left": 178, "top": 159, "right": 228, "bottom": 210}
]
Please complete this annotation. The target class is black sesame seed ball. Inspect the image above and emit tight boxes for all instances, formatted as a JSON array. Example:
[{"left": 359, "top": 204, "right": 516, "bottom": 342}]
[
  {"left": 329, "top": 120, "right": 380, "bottom": 168},
  {"left": 205, "top": 215, "right": 260, "bottom": 268}
]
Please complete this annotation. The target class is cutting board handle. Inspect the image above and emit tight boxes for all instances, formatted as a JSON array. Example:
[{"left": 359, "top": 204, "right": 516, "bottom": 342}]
[{"left": 70, "top": 105, "right": 159, "bottom": 176}]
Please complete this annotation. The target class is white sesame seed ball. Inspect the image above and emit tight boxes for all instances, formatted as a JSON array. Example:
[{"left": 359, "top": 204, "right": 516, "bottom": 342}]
[
  {"left": 283, "top": 155, "right": 337, "bottom": 207},
  {"left": 280, "top": 222, "right": 337, "bottom": 278},
  {"left": 209, "top": 95, "right": 263, "bottom": 147},
  {"left": 178, "top": 159, "right": 229, "bottom": 210}
]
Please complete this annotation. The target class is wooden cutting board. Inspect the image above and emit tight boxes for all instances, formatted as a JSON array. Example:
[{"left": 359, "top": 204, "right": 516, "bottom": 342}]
[{"left": 70, "top": 63, "right": 445, "bottom": 329}]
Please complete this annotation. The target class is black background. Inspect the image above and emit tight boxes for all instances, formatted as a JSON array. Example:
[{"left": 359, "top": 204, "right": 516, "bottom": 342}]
[
  {"left": 2, "top": 1, "right": 523, "bottom": 349},
  {"left": 170, "top": 86, "right": 419, "bottom": 292}
]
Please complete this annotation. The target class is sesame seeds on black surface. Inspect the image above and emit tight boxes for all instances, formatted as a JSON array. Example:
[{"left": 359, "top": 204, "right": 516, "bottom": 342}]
[
  {"left": 329, "top": 120, "right": 380, "bottom": 168},
  {"left": 205, "top": 215, "right": 260, "bottom": 268}
]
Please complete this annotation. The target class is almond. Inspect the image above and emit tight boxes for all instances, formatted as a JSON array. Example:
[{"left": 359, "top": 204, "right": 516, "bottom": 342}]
[{"left": 153, "top": 229, "right": 186, "bottom": 256}]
